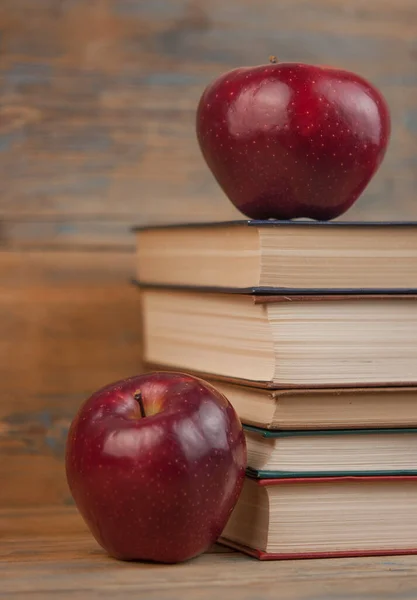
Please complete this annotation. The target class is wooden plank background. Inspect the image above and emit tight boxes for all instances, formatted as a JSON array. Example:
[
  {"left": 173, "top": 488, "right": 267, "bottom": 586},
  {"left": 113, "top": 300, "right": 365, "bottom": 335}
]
[
  {"left": 0, "top": 0, "right": 416, "bottom": 507},
  {"left": 5, "top": 506, "right": 417, "bottom": 600}
]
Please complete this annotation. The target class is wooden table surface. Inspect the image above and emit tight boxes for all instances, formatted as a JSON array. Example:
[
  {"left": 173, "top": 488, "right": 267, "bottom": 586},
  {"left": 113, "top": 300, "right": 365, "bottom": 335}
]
[{"left": 2, "top": 507, "right": 417, "bottom": 599}]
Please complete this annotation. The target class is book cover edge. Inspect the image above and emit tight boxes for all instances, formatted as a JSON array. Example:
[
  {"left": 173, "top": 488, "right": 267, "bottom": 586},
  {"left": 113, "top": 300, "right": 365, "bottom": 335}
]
[
  {"left": 133, "top": 279, "right": 417, "bottom": 297},
  {"left": 132, "top": 219, "right": 417, "bottom": 232},
  {"left": 218, "top": 537, "right": 417, "bottom": 560},
  {"left": 141, "top": 369, "right": 417, "bottom": 396},
  {"left": 143, "top": 362, "right": 417, "bottom": 391},
  {"left": 246, "top": 468, "right": 417, "bottom": 479},
  {"left": 243, "top": 424, "right": 417, "bottom": 438},
  {"left": 253, "top": 475, "right": 417, "bottom": 486}
]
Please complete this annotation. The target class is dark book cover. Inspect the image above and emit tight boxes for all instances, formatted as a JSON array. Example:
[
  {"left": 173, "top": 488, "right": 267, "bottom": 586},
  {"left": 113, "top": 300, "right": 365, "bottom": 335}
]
[
  {"left": 133, "top": 219, "right": 417, "bottom": 232},
  {"left": 133, "top": 278, "right": 417, "bottom": 297}
]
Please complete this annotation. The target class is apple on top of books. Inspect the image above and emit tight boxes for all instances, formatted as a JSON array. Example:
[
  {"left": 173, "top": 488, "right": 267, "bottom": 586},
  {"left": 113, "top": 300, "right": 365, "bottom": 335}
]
[
  {"left": 66, "top": 60, "right": 391, "bottom": 566},
  {"left": 66, "top": 372, "right": 246, "bottom": 564},
  {"left": 196, "top": 58, "right": 390, "bottom": 221}
]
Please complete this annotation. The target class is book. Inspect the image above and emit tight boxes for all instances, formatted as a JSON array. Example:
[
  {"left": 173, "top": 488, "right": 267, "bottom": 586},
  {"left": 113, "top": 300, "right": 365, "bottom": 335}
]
[
  {"left": 133, "top": 220, "right": 417, "bottom": 293},
  {"left": 143, "top": 375, "right": 417, "bottom": 430},
  {"left": 243, "top": 425, "right": 417, "bottom": 478},
  {"left": 205, "top": 380, "right": 417, "bottom": 430},
  {"left": 220, "top": 476, "right": 417, "bottom": 559},
  {"left": 140, "top": 288, "right": 417, "bottom": 387}
]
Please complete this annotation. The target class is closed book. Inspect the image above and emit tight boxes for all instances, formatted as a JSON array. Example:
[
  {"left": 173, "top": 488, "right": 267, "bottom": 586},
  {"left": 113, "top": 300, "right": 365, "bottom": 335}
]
[
  {"left": 220, "top": 476, "right": 417, "bottom": 559},
  {"left": 133, "top": 220, "right": 417, "bottom": 293},
  {"left": 140, "top": 288, "right": 417, "bottom": 387},
  {"left": 142, "top": 374, "right": 417, "bottom": 430},
  {"left": 243, "top": 425, "right": 417, "bottom": 478}
]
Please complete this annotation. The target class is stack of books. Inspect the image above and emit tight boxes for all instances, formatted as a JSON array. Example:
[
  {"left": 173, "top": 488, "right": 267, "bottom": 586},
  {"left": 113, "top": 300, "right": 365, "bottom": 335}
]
[{"left": 134, "top": 219, "right": 417, "bottom": 559}]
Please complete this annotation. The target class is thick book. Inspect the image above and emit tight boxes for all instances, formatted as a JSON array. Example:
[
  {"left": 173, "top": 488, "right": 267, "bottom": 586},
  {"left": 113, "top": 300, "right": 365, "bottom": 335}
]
[
  {"left": 244, "top": 425, "right": 417, "bottom": 478},
  {"left": 143, "top": 373, "right": 417, "bottom": 429},
  {"left": 133, "top": 220, "right": 417, "bottom": 293},
  {"left": 188, "top": 379, "right": 417, "bottom": 430},
  {"left": 140, "top": 288, "right": 417, "bottom": 387},
  {"left": 220, "top": 476, "right": 417, "bottom": 559}
]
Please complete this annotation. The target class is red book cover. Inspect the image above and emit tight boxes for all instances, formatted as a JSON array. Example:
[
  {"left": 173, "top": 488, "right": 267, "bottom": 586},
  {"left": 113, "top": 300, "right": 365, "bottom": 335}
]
[{"left": 219, "top": 538, "right": 417, "bottom": 561}]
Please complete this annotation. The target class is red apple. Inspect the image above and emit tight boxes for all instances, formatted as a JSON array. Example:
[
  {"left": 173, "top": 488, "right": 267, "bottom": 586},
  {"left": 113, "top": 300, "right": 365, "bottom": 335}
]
[
  {"left": 196, "top": 60, "right": 390, "bottom": 220},
  {"left": 65, "top": 371, "right": 246, "bottom": 563}
]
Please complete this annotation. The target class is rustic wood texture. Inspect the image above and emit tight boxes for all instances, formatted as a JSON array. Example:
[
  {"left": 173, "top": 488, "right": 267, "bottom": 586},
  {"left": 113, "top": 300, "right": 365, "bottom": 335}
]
[
  {"left": 3, "top": 507, "right": 417, "bottom": 600},
  {"left": 0, "top": 0, "right": 416, "bottom": 250},
  {"left": 1, "top": 0, "right": 417, "bottom": 508},
  {"left": 0, "top": 249, "right": 142, "bottom": 507}
]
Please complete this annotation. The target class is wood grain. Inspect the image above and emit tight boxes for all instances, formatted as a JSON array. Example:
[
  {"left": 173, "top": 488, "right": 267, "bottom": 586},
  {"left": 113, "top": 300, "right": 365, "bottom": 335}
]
[
  {"left": 0, "top": 220, "right": 136, "bottom": 250},
  {"left": 1, "top": 505, "right": 88, "bottom": 539},
  {"left": 0, "top": 249, "right": 143, "bottom": 507},
  {"left": 0, "top": 0, "right": 416, "bottom": 250},
  {"left": 3, "top": 507, "right": 417, "bottom": 600},
  {"left": 1, "top": 0, "right": 417, "bottom": 508},
  {"left": 0, "top": 249, "right": 135, "bottom": 286}
]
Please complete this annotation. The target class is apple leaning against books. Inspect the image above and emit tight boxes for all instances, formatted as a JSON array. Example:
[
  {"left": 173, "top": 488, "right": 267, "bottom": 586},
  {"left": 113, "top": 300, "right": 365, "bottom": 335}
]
[
  {"left": 196, "top": 59, "right": 390, "bottom": 221},
  {"left": 65, "top": 372, "right": 246, "bottom": 563}
]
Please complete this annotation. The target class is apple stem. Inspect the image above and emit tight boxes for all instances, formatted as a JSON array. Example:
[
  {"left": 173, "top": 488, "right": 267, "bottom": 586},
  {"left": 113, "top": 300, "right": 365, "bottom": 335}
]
[
  {"left": 269, "top": 55, "right": 278, "bottom": 64},
  {"left": 133, "top": 391, "right": 146, "bottom": 418}
]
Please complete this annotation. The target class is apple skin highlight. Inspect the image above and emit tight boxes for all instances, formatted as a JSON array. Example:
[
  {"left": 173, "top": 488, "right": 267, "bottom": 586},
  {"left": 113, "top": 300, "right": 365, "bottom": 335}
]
[
  {"left": 65, "top": 372, "right": 246, "bottom": 563},
  {"left": 196, "top": 61, "right": 390, "bottom": 221}
]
